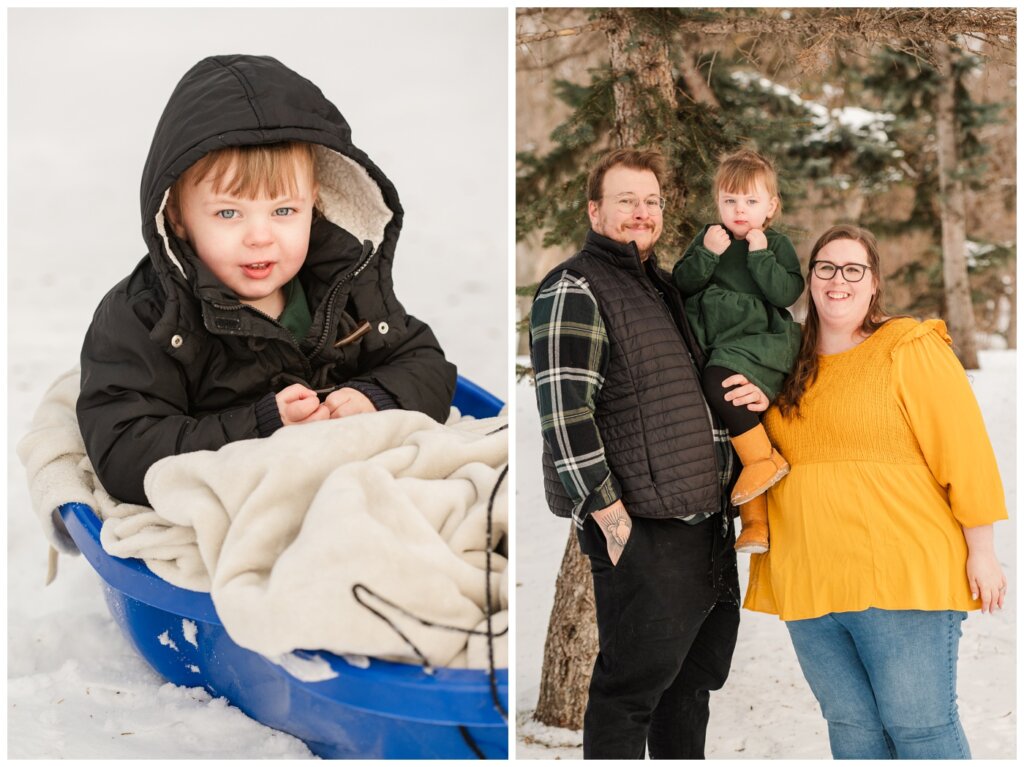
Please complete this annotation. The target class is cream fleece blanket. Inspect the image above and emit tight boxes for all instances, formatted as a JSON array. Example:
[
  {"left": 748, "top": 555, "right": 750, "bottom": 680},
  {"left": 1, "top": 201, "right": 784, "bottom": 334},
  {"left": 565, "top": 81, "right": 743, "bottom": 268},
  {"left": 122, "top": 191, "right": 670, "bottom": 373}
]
[{"left": 18, "top": 368, "right": 508, "bottom": 670}]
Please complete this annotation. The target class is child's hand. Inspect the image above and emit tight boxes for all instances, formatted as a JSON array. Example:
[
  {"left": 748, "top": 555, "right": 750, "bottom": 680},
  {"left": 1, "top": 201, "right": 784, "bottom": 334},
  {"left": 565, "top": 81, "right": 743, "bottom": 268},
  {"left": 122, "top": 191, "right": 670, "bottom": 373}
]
[
  {"left": 703, "top": 225, "right": 730, "bottom": 255},
  {"left": 745, "top": 228, "right": 768, "bottom": 251},
  {"left": 276, "top": 383, "right": 330, "bottom": 426},
  {"left": 324, "top": 387, "right": 377, "bottom": 419}
]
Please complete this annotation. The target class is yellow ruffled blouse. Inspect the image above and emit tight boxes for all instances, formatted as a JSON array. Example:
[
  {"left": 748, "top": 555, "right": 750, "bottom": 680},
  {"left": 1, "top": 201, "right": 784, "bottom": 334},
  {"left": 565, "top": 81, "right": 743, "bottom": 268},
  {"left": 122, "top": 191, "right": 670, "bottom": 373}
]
[{"left": 744, "top": 318, "right": 1008, "bottom": 620}]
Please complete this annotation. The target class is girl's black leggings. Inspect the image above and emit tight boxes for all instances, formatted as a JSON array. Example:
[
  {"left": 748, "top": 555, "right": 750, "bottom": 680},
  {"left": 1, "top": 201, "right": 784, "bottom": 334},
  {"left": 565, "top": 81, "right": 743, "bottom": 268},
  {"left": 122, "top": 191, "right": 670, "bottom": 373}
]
[{"left": 701, "top": 365, "right": 760, "bottom": 438}]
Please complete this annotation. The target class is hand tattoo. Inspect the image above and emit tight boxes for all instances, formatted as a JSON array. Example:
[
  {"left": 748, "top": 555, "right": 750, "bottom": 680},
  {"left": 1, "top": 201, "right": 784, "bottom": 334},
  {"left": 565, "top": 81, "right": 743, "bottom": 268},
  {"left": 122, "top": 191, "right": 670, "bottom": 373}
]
[{"left": 603, "top": 511, "right": 632, "bottom": 562}]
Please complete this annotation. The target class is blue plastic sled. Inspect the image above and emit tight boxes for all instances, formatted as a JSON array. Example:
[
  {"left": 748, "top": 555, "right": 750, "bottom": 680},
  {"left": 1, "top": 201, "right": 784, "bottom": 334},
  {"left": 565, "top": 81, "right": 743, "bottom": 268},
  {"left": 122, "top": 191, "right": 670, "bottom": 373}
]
[{"left": 59, "top": 376, "right": 508, "bottom": 759}]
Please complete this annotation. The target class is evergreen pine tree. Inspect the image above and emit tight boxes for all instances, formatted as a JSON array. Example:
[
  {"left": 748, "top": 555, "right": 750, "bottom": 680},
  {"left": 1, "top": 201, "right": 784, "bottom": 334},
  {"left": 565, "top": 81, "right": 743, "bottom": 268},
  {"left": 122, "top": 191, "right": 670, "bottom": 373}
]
[{"left": 861, "top": 45, "right": 1012, "bottom": 350}]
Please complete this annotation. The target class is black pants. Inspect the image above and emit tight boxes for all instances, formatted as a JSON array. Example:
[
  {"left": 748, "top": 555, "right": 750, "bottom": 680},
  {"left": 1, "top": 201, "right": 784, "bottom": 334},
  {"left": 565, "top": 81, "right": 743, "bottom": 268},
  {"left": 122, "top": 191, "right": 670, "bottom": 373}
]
[
  {"left": 701, "top": 365, "right": 760, "bottom": 437},
  {"left": 577, "top": 513, "right": 740, "bottom": 759}
]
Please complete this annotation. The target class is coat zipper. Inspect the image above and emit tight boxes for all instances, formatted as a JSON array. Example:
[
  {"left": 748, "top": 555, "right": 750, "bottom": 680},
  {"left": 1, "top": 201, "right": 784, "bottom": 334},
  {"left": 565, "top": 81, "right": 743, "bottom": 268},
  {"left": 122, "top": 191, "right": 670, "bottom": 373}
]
[
  {"left": 308, "top": 242, "right": 377, "bottom": 360},
  {"left": 209, "top": 242, "right": 378, "bottom": 368}
]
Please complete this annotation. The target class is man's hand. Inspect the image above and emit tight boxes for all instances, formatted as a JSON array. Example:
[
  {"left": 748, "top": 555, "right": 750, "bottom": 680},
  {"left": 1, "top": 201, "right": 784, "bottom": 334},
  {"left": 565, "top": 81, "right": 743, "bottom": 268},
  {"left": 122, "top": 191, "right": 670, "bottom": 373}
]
[
  {"left": 324, "top": 387, "right": 377, "bottom": 419},
  {"left": 745, "top": 228, "right": 768, "bottom": 251},
  {"left": 722, "top": 374, "right": 770, "bottom": 413},
  {"left": 702, "top": 225, "right": 730, "bottom": 256},
  {"left": 591, "top": 499, "right": 632, "bottom": 566},
  {"left": 276, "top": 383, "right": 330, "bottom": 425}
]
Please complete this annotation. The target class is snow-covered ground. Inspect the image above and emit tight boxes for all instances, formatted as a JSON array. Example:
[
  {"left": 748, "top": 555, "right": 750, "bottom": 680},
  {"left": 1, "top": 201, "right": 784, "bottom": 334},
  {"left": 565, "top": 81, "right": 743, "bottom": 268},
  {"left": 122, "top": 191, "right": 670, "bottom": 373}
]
[
  {"left": 515, "top": 352, "right": 1016, "bottom": 759},
  {"left": 7, "top": 9, "right": 507, "bottom": 758}
]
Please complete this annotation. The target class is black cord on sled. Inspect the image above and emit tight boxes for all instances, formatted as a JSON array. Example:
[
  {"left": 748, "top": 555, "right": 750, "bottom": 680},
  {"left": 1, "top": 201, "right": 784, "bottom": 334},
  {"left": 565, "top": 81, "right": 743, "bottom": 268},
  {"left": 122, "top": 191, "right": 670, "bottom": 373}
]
[
  {"left": 350, "top": 442, "right": 509, "bottom": 761},
  {"left": 351, "top": 583, "right": 433, "bottom": 667},
  {"left": 459, "top": 725, "right": 487, "bottom": 759},
  {"left": 349, "top": 463, "right": 509, "bottom": 717},
  {"left": 349, "top": 578, "right": 511, "bottom": 658},
  {"left": 484, "top": 464, "right": 508, "bottom": 721},
  {"left": 349, "top": 429, "right": 509, "bottom": 761}
]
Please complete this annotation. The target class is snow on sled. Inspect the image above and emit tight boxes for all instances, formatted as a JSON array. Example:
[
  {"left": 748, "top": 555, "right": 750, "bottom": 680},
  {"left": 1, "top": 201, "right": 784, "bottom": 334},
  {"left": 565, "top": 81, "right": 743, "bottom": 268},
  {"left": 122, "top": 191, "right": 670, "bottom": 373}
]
[{"left": 58, "top": 376, "right": 508, "bottom": 759}]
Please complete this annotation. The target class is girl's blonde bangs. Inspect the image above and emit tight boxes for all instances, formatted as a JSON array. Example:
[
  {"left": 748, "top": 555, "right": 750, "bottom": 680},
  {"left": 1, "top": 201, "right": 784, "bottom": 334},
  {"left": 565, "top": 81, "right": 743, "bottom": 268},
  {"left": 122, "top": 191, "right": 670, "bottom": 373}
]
[{"left": 714, "top": 164, "right": 778, "bottom": 197}]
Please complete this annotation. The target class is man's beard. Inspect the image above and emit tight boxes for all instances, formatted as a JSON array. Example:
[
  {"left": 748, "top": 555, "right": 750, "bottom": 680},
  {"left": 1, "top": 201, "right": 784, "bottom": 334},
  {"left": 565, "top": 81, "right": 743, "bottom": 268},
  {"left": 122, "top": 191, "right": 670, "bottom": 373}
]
[{"left": 624, "top": 225, "right": 656, "bottom": 260}]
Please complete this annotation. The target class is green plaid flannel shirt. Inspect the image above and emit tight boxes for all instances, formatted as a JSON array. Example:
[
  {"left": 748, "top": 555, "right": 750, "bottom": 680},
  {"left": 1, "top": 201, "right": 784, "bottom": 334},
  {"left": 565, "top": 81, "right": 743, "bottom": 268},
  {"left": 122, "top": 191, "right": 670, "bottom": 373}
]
[{"left": 530, "top": 269, "right": 734, "bottom": 529}]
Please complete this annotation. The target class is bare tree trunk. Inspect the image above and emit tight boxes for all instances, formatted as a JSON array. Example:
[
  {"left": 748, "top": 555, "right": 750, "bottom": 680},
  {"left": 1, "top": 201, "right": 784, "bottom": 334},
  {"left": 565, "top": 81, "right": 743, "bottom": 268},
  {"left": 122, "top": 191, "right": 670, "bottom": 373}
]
[
  {"left": 934, "top": 39, "right": 980, "bottom": 369},
  {"left": 534, "top": 8, "right": 682, "bottom": 730},
  {"left": 603, "top": 9, "right": 689, "bottom": 259},
  {"left": 604, "top": 9, "right": 677, "bottom": 147},
  {"left": 534, "top": 530, "right": 598, "bottom": 728}
]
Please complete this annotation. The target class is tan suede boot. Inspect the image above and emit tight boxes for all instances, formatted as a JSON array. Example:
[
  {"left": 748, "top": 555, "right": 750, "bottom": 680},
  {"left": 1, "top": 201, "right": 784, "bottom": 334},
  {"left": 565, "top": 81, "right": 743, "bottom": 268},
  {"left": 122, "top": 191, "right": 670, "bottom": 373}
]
[
  {"left": 735, "top": 493, "right": 769, "bottom": 554},
  {"left": 729, "top": 423, "right": 789, "bottom": 506}
]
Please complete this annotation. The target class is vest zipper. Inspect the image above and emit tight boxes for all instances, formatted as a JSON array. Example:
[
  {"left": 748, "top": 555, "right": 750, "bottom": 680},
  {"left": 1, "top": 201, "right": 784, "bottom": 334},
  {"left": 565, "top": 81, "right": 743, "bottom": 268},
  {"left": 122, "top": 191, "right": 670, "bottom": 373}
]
[{"left": 638, "top": 253, "right": 723, "bottom": 481}]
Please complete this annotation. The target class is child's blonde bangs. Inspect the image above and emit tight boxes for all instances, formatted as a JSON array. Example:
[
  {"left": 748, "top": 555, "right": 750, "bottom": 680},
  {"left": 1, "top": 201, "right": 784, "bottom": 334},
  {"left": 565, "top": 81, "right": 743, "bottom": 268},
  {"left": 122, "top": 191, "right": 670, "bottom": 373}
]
[
  {"left": 184, "top": 142, "right": 316, "bottom": 200},
  {"left": 714, "top": 164, "right": 778, "bottom": 198},
  {"left": 713, "top": 149, "right": 779, "bottom": 199}
]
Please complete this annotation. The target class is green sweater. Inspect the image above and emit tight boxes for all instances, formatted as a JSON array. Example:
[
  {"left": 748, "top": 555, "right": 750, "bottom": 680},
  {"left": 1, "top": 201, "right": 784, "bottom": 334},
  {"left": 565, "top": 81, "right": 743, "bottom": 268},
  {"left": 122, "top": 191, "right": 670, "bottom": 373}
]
[
  {"left": 672, "top": 225, "right": 803, "bottom": 399},
  {"left": 277, "top": 277, "right": 312, "bottom": 341}
]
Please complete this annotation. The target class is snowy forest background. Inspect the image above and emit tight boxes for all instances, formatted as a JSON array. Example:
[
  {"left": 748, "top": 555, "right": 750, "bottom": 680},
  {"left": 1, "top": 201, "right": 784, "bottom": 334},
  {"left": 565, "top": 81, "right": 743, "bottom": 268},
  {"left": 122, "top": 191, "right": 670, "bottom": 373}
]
[
  {"left": 514, "top": 7, "right": 1016, "bottom": 759},
  {"left": 516, "top": 8, "right": 1016, "bottom": 360},
  {"left": 7, "top": 8, "right": 507, "bottom": 758}
]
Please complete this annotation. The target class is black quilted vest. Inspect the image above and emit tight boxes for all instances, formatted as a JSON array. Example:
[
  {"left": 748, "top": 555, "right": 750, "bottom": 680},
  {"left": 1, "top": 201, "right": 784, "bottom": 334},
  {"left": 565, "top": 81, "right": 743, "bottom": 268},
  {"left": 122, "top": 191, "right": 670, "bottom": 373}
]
[{"left": 535, "top": 231, "right": 723, "bottom": 519}]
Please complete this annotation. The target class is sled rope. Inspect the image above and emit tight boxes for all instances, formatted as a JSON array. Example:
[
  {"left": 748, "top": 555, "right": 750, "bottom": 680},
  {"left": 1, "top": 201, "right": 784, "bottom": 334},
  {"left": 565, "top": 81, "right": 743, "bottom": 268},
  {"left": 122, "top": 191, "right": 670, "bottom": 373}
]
[
  {"left": 350, "top": 425, "right": 508, "bottom": 758},
  {"left": 460, "top": 461, "right": 509, "bottom": 759},
  {"left": 459, "top": 725, "right": 487, "bottom": 759},
  {"left": 349, "top": 464, "right": 510, "bottom": 675},
  {"left": 351, "top": 584, "right": 432, "bottom": 667},
  {"left": 484, "top": 463, "right": 508, "bottom": 720},
  {"left": 350, "top": 462, "right": 509, "bottom": 695}
]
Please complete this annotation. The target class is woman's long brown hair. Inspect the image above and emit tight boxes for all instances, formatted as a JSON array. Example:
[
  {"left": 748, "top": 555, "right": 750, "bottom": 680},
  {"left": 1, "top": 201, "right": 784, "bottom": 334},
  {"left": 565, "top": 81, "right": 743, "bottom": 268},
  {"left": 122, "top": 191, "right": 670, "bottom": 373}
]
[{"left": 775, "top": 225, "right": 893, "bottom": 417}]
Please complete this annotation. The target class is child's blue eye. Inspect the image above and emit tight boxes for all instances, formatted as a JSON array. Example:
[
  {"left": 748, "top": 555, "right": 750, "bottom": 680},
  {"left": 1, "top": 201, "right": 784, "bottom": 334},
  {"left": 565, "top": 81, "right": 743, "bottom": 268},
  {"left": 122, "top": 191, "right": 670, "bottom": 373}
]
[
  {"left": 217, "top": 210, "right": 238, "bottom": 220},
  {"left": 274, "top": 207, "right": 295, "bottom": 216}
]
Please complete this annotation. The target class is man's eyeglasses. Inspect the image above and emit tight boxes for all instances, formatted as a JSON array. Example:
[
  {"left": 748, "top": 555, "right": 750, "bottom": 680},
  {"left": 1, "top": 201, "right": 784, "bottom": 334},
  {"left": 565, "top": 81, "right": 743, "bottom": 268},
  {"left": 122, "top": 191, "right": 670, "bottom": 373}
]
[
  {"left": 810, "top": 260, "right": 872, "bottom": 283},
  {"left": 605, "top": 194, "right": 666, "bottom": 214}
]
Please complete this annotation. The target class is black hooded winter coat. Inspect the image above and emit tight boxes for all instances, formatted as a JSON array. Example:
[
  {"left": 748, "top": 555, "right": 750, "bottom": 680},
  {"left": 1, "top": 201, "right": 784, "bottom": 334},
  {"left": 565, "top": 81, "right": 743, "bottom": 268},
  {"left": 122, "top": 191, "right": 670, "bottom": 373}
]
[{"left": 77, "top": 55, "right": 457, "bottom": 505}]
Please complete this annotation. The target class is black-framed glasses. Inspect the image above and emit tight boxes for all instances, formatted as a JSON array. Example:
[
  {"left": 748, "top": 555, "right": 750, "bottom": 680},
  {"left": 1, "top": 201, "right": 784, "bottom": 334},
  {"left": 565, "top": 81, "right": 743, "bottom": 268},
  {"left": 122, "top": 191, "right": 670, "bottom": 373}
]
[
  {"left": 605, "top": 194, "right": 666, "bottom": 214},
  {"left": 810, "top": 260, "right": 872, "bottom": 283}
]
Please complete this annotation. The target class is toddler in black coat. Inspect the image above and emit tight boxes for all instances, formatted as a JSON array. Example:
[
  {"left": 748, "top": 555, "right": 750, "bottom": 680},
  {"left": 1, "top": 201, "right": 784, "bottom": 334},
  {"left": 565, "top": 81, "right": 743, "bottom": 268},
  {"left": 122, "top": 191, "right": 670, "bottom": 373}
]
[{"left": 77, "top": 55, "right": 456, "bottom": 505}]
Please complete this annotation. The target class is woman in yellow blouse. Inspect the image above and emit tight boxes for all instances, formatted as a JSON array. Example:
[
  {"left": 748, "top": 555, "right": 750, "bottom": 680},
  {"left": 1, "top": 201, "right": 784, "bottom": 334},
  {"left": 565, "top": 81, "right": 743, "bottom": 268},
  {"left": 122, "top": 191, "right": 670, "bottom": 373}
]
[{"left": 744, "top": 224, "right": 1007, "bottom": 759}]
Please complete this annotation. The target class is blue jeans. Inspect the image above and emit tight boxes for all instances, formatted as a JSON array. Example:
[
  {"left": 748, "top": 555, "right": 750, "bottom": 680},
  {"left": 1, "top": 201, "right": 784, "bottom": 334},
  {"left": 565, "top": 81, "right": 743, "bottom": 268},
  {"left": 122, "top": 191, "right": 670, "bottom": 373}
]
[{"left": 786, "top": 608, "right": 970, "bottom": 759}]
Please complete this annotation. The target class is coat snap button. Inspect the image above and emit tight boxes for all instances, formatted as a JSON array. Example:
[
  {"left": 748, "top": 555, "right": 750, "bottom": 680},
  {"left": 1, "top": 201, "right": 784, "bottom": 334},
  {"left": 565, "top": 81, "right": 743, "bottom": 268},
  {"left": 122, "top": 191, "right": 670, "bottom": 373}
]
[
  {"left": 171, "top": 334, "right": 184, "bottom": 348},
  {"left": 378, "top": 321, "right": 389, "bottom": 335}
]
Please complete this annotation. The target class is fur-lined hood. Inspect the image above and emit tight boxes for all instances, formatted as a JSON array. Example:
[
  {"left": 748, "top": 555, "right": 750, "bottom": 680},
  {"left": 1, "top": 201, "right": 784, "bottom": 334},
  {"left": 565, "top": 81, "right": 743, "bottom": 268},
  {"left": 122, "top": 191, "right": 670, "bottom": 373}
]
[{"left": 139, "top": 54, "right": 402, "bottom": 309}]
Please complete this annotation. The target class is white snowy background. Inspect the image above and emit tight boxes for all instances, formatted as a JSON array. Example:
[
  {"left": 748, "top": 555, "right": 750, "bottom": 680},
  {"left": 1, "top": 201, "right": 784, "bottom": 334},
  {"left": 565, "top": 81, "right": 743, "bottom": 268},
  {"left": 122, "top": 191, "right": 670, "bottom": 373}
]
[
  {"left": 7, "top": 8, "right": 507, "bottom": 759},
  {"left": 516, "top": 350, "right": 1016, "bottom": 759}
]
